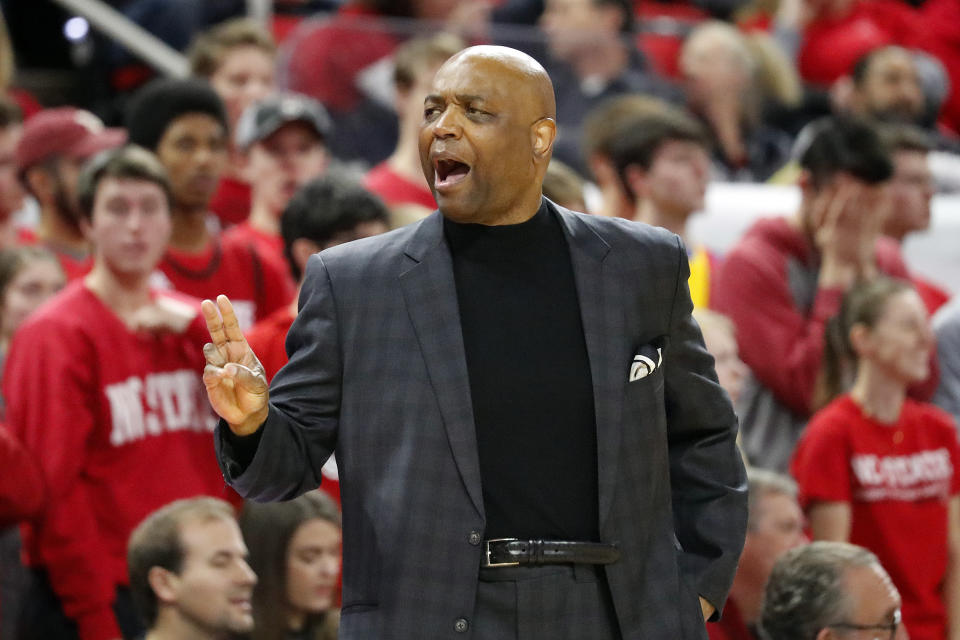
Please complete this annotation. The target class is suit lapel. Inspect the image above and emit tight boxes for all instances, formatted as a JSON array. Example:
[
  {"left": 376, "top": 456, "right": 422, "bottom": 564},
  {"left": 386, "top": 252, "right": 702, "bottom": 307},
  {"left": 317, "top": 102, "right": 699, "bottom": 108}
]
[
  {"left": 556, "top": 206, "right": 626, "bottom": 533},
  {"left": 398, "top": 213, "right": 485, "bottom": 518}
]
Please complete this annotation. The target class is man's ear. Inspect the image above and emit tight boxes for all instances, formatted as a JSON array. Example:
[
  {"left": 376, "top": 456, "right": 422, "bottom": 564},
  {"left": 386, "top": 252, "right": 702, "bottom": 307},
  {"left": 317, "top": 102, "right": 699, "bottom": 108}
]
[
  {"left": 849, "top": 322, "right": 873, "bottom": 358},
  {"left": 148, "top": 566, "right": 179, "bottom": 605},
  {"left": 622, "top": 164, "right": 647, "bottom": 202},
  {"left": 532, "top": 118, "right": 557, "bottom": 159},
  {"left": 24, "top": 166, "right": 52, "bottom": 203},
  {"left": 291, "top": 237, "right": 321, "bottom": 277}
]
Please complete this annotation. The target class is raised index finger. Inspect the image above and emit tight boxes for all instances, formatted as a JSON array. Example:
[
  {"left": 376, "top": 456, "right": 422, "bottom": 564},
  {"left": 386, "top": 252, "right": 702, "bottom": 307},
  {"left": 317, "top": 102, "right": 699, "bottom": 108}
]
[
  {"left": 216, "top": 294, "right": 246, "bottom": 343},
  {"left": 201, "top": 298, "right": 227, "bottom": 349}
]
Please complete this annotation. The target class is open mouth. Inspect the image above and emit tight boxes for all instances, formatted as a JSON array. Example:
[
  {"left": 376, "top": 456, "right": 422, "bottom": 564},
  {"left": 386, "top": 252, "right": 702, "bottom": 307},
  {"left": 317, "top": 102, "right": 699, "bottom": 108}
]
[{"left": 434, "top": 158, "right": 470, "bottom": 190}]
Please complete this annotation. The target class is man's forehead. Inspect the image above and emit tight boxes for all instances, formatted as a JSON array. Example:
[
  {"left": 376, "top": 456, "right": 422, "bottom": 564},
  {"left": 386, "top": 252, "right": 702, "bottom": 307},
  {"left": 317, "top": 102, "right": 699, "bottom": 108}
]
[
  {"left": 843, "top": 564, "right": 901, "bottom": 610},
  {"left": 432, "top": 55, "right": 524, "bottom": 95},
  {"left": 179, "top": 516, "right": 242, "bottom": 554},
  {"left": 870, "top": 50, "right": 916, "bottom": 76},
  {"left": 428, "top": 49, "right": 554, "bottom": 119}
]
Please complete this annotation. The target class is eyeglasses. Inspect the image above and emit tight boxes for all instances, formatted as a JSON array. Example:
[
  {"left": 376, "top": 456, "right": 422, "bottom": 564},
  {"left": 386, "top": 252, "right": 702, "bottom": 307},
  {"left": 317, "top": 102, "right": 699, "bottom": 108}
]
[{"left": 827, "top": 608, "right": 901, "bottom": 640}]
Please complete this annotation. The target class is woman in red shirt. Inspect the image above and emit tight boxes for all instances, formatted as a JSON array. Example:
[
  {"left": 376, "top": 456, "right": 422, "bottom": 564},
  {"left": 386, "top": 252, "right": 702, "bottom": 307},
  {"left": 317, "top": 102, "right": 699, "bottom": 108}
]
[{"left": 792, "top": 277, "right": 960, "bottom": 640}]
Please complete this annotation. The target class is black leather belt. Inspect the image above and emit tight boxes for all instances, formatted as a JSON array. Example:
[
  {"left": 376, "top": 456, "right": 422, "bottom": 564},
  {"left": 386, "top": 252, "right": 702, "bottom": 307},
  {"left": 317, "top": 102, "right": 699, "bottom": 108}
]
[{"left": 481, "top": 538, "right": 620, "bottom": 568}]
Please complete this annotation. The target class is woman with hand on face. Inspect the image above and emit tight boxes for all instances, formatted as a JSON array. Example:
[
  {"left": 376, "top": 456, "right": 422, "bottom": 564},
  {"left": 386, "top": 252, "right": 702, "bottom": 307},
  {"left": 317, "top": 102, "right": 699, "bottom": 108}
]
[
  {"left": 792, "top": 277, "right": 960, "bottom": 640},
  {"left": 240, "top": 491, "right": 342, "bottom": 640}
]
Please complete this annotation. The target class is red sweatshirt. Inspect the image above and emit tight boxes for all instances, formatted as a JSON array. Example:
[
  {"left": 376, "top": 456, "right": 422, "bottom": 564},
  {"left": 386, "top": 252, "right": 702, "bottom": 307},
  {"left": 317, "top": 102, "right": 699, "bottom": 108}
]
[
  {"left": 0, "top": 423, "right": 44, "bottom": 527},
  {"left": 3, "top": 282, "right": 230, "bottom": 640},
  {"left": 157, "top": 232, "right": 295, "bottom": 332},
  {"left": 715, "top": 217, "right": 921, "bottom": 416}
]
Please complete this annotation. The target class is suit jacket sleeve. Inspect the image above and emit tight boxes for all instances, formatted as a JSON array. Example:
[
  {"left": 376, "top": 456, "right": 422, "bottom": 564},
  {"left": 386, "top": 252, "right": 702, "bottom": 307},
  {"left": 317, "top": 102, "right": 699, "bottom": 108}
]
[
  {"left": 216, "top": 254, "right": 341, "bottom": 501},
  {"left": 665, "top": 235, "right": 748, "bottom": 616}
]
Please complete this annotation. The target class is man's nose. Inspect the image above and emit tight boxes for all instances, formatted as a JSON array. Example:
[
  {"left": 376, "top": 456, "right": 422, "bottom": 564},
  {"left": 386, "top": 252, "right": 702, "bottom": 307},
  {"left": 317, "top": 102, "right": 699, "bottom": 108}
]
[
  {"left": 433, "top": 107, "right": 462, "bottom": 139},
  {"left": 237, "top": 559, "right": 257, "bottom": 585}
]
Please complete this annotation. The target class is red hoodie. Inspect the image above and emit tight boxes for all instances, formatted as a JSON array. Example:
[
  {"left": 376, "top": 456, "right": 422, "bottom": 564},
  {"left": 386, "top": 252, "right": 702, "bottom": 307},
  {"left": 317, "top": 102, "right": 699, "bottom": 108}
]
[{"left": 715, "top": 216, "right": 934, "bottom": 418}]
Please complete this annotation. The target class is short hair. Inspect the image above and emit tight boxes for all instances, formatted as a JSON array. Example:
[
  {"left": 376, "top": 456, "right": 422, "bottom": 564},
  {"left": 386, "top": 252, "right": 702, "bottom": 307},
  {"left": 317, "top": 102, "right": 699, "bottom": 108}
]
[
  {"left": 393, "top": 33, "right": 464, "bottom": 91},
  {"left": 240, "top": 491, "right": 341, "bottom": 640},
  {"left": 852, "top": 45, "right": 912, "bottom": 87},
  {"left": 543, "top": 159, "right": 586, "bottom": 210},
  {"left": 127, "top": 497, "right": 237, "bottom": 628},
  {"left": 581, "top": 95, "right": 673, "bottom": 171},
  {"left": 746, "top": 468, "right": 797, "bottom": 530},
  {"left": 608, "top": 108, "right": 708, "bottom": 199},
  {"left": 188, "top": 18, "right": 276, "bottom": 78},
  {"left": 798, "top": 116, "right": 893, "bottom": 190},
  {"left": 760, "top": 541, "right": 882, "bottom": 640},
  {"left": 880, "top": 123, "right": 934, "bottom": 154},
  {"left": 281, "top": 174, "right": 389, "bottom": 281},
  {"left": 77, "top": 145, "right": 173, "bottom": 221},
  {"left": 0, "top": 97, "right": 23, "bottom": 129}
]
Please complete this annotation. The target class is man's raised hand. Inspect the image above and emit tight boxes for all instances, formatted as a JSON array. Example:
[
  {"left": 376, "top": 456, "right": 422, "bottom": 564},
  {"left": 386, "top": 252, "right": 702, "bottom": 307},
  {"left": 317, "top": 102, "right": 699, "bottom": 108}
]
[{"left": 201, "top": 295, "right": 269, "bottom": 436}]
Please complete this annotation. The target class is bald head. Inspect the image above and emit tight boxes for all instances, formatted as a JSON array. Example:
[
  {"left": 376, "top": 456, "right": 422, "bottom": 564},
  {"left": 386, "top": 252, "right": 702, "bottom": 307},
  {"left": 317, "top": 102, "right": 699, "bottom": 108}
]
[
  {"left": 442, "top": 46, "right": 557, "bottom": 122},
  {"left": 418, "top": 45, "right": 558, "bottom": 225}
]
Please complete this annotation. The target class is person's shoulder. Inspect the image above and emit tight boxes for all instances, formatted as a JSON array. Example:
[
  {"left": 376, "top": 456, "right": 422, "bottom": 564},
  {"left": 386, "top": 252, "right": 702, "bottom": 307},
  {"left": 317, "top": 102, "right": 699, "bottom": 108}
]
[
  {"left": 903, "top": 398, "right": 958, "bottom": 434},
  {"left": 562, "top": 207, "right": 678, "bottom": 247},
  {"left": 17, "top": 281, "right": 91, "bottom": 334},
  {"left": 7, "top": 282, "right": 94, "bottom": 361},
  {"left": 319, "top": 214, "right": 434, "bottom": 268},
  {"left": 806, "top": 395, "right": 858, "bottom": 435}
]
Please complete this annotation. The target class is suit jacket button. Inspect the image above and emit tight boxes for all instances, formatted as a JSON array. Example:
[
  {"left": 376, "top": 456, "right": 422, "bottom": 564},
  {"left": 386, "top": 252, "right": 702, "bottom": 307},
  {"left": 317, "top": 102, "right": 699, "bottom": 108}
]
[
  {"left": 454, "top": 618, "right": 469, "bottom": 633},
  {"left": 468, "top": 531, "right": 482, "bottom": 545}
]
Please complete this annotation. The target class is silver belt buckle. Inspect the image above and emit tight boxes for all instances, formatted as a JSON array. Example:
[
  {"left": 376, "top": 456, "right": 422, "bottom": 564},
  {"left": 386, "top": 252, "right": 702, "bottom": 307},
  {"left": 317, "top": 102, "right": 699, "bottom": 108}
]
[{"left": 484, "top": 538, "right": 521, "bottom": 568}]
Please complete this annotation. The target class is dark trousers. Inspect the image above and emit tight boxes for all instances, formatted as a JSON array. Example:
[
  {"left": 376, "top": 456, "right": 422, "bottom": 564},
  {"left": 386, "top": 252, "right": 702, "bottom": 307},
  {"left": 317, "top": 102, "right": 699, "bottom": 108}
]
[
  {"left": 471, "top": 564, "right": 622, "bottom": 640},
  {"left": 15, "top": 570, "right": 143, "bottom": 640}
]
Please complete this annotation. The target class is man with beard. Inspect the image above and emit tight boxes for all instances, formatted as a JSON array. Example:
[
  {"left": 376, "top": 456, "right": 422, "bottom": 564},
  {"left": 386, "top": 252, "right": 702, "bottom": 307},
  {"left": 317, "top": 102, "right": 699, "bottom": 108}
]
[
  {"left": 15, "top": 107, "right": 125, "bottom": 279},
  {"left": 836, "top": 45, "right": 960, "bottom": 155}
]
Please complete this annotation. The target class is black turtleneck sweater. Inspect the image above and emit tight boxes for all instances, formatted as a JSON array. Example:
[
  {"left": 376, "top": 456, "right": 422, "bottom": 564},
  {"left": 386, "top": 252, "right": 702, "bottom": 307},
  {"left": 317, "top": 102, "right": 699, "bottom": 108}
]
[{"left": 443, "top": 203, "right": 599, "bottom": 541}]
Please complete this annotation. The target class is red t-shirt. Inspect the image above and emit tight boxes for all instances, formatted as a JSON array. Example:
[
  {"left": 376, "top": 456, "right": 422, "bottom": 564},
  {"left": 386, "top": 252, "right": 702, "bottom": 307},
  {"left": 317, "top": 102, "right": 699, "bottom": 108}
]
[
  {"left": 244, "top": 305, "right": 341, "bottom": 506},
  {"left": 209, "top": 175, "right": 252, "bottom": 228},
  {"left": 3, "top": 282, "right": 232, "bottom": 640},
  {"left": 221, "top": 221, "right": 285, "bottom": 268},
  {"left": 156, "top": 233, "right": 295, "bottom": 332},
  {"left": 792, "top": 395, "right": 960, "bottom": 640},
  {"left": 364, "top": 162, "right": 436, "bottom": 211}
]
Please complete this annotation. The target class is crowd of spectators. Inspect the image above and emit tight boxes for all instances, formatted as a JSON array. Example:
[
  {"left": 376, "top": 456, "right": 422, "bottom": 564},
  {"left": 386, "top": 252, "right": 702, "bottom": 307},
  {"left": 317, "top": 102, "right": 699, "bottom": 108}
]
[{"left": 0, "top": 0, "right": 958, "bottom": 638}]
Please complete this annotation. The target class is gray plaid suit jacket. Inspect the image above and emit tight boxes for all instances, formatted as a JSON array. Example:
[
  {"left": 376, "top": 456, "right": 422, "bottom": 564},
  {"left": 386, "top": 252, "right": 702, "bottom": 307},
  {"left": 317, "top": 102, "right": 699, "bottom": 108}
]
[{"left": 215, "top": 199, "right": 748, "bottom": 639}]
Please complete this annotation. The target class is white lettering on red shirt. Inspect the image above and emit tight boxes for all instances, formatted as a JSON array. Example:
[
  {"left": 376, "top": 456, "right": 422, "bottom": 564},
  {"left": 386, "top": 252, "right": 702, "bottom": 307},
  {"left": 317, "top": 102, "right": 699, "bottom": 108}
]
[
  {"left": 106, "top": 370, "right": 215, "bottom": 446},
  {"left": 851, "top": 448, "right": 953, "bottom": 502}
]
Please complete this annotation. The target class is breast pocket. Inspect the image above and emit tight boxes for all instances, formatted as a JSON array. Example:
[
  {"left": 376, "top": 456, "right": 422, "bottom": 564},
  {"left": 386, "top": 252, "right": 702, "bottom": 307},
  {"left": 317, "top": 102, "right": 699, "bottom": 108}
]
[{"left": 627, "top": 336, "right": 668, "bottom": 391}]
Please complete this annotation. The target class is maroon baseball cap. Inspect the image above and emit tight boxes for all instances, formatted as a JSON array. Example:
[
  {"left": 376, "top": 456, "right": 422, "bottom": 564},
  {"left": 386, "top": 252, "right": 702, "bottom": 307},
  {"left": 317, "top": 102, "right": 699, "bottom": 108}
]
[{"left": 16, "top": 107, "right": 126, "bottom": 174}]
